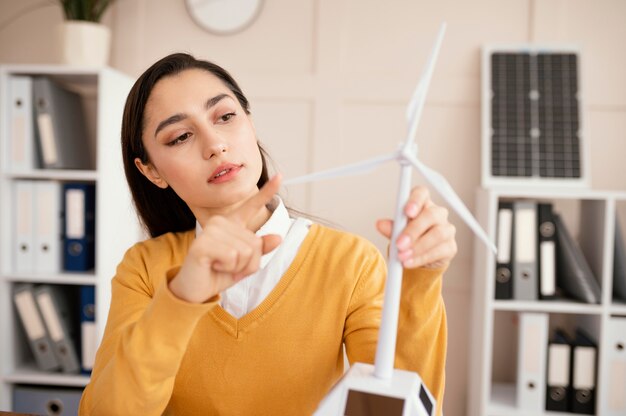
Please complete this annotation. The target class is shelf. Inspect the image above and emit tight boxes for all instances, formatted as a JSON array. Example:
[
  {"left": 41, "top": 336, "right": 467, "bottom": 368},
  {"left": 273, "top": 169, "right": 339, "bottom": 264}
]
[
  {"left": 3, "top": 368, "right": 89, "bottom": 387},
  {"left": 492, "top": 300, "right": 603, "bottom": 314},
  {"left": 488, "top": 383, "right": 575, "bottom": 416},
  {"left": 3, "top": 169, "right": 98, "bottom": 181},
  {"left": 610, "top": 300, "right": 626, "bottom": 315},
  {"left": 0, "top": 63, "right": 141, "bottom": 410},
  {"left": 2, "top": 273, "right": 97, "bottom": 286}
]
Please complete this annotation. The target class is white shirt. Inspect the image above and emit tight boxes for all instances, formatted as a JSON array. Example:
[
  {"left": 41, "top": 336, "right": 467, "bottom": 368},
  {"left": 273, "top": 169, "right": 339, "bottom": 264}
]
[{"left": 195, "top": 197, "right": 311, "bottom": 318}]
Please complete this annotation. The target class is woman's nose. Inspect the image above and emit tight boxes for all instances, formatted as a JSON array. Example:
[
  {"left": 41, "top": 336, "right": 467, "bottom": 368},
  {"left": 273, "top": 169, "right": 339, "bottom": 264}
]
[{"left": 200, "top": 130, "right": 228, "bottom": 159}]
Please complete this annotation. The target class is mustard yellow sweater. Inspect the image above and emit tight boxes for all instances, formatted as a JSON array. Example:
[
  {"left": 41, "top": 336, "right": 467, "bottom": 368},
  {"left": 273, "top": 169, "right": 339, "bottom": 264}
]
[{"left": 79, "top": 224, "right": 447, "bottom": 415}]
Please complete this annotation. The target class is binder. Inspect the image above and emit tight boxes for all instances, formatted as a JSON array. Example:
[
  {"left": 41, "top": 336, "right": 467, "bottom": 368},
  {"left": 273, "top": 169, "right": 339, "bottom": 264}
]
[
  {"left": 605, "top": 316, "right": 626, "bottom": 415},
  {"left": 516, "top": 311, "right": 548, "bottom": 411},
  {"left": 546, "top": 329, "right": 571, "bottom": 412},
  {"left": 34, "top": 181, "right": 63, "bottom": 274},
  {"left": 13, "top": 385, "right": 82, "bottom": 415},
  {"left": 12, "top": 283, "right": 60, "bottom": 371},
  {"left": 34, "top": 285, "right": 80, "bottom": 373},
  {"left": 538, "top": 203, "right": 557, "bottom": 300},
  {"left": 570, "top": 328, "right": 597, "bottom": 414},
  {"left": 613, "top": 216, "right": 626, "bottom": 301},
  {"left": 495, "top": 201, "right": 514, "bottom": 299},
  {"left": 14, "top": 180, "right": 35, "bottom": 274},
  {"left": 7, "top": 75, "right": 37, "bottom": 171},
  {"left": 554, "top": 214, "right": 601, "bottom": 304},
  {"left": 63, "top": 183, "right": 96, "bottom": 271},
  {"left": 32, "top": 76, "right": 91, "bottom": 170},
  {"left": 80, "top": 285, "right": 96, "bottom": 373},
  {"left": 513, "top": 201, "right": 538, "bottom": 300}
]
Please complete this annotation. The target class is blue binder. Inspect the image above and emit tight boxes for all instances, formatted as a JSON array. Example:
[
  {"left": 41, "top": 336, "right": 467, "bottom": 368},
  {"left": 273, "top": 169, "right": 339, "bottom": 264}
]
[
  {"left": 63, "top": 183, "right": 95, "bottom": 271},
  {"left": 80, "top": 285, "right": 96, "bottom": 374}
]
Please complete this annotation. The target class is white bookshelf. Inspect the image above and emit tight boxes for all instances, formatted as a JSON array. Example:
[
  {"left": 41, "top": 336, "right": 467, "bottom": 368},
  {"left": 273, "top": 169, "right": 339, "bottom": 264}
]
[
  {"left": 468, "top": 187, "right": 626, "bottom": 416},
  {"left": 0, "top": 65, "right": 142, "bottom": 410}
]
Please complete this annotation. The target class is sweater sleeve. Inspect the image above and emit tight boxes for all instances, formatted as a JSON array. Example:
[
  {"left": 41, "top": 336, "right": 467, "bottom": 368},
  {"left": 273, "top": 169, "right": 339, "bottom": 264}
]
[
  {"left": 343, "top": 249, "right": 447, "bottom": 415},
  {"left": 79, "top": 245, "right": 218, "bottom": 416}
]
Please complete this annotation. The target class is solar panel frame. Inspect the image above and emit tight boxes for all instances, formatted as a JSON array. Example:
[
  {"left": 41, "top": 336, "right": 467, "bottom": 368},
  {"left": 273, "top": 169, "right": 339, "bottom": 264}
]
[{"left": 481, "top": 45, "right": 589, "bottom": 189}]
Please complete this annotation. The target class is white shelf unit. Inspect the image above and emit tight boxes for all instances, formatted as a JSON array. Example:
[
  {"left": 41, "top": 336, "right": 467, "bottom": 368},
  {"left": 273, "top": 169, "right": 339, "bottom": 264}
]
[
  {"left": 0, "top": 65, "right": 142, "bottom": 409},
  {"left": 468, "top": 187, "right": 626, "bottom": 416}
]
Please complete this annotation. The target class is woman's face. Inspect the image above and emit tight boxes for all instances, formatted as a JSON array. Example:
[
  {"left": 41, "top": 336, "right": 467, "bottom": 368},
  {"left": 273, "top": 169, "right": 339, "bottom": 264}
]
[{"left": 136, "top": 68, "right": 263, "bottom": 222}]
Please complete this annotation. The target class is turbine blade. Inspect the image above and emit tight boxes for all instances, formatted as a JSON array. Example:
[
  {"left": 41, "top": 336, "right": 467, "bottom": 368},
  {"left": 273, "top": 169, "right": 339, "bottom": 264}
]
[
  {"left": 283, "top": 153, "right": 397, "bottom": 186},
  {"left": 406, "top": 154, "right": 497, "bottom": 254},
  {"left": 404, "top": 22, "right": 447, "bottom": 147}
]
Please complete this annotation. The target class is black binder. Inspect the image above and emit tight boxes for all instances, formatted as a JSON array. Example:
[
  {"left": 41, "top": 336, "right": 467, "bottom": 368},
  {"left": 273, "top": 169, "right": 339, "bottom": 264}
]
[
  {"left": 570, "top": 328, "right": 597, "bottom": 414},
  {"left": 613, "top": 215, "right": 626, "bottom": 300},
  {"left": 538, "top": 203, "right": 557, "bottom": 300},
  {"left": 495, "top": 201, "right": 514, "bottom": 299},
  {"left": 554, "top": 214, "right": 601, "bottom": 304},
  {"left": 546, "top": 329, "right": 571, "bottom": 411}
]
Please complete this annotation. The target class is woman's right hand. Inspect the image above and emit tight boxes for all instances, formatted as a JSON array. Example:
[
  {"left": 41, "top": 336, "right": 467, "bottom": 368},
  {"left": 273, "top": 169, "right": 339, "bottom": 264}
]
[{"left": 168, "top": 175, "right": 283, "bottom": 303}]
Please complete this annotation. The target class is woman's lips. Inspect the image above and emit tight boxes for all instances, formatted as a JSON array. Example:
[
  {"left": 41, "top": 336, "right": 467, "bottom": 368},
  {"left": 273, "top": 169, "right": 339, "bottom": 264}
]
[{"left": 208, "top": 163, "right": 242, "bottom": 184}]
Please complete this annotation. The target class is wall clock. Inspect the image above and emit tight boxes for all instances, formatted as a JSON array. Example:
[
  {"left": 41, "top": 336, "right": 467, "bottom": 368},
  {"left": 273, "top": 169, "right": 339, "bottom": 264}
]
[{"left": 185, "top": 0, "right": 264, "bottom": 35}]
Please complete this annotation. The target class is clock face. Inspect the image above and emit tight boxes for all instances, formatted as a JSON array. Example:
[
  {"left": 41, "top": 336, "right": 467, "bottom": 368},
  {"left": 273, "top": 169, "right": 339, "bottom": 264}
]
[{"left": 185, "top": 0, "right": 263, "bottom": 35}]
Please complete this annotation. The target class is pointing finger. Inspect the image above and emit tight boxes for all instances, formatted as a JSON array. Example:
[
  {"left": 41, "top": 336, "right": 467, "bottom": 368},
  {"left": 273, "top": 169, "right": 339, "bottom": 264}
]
[{"left": 231, "top": 174, "right": 282, "bottom": 227}]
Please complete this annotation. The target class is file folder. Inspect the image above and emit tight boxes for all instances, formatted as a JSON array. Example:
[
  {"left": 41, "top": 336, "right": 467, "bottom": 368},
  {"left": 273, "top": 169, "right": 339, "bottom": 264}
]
[
  {"left": 605, "top": 316, "right": 626, "bottom": 415},
  {"left": 554, "top": 214, "right": 601, "bottom": 304},
  {"left": 32, "top": 76, "right": 91, "bottom": 170},
  {"left": 13, "top": 385, "right": 82, "bottom": 416},
  {"left": 63, "top": 183, "right": 96, "bottom": 271},
  {"left": 34, "top": 285, "right": 80, "bottom": 373},
  {"left": 516, "top": 311, "right": 548, "bottom": 411},
  {"left": 8, "top": 75, "right": 37, "bottom": 171},
  {"left": 613, "top": 216, "right": 626, "bottom": 301},
  {"left": 34, "top": 181, "right": 63, "bottom": 274},
  {"left": 14, "top": 180, "right": 35, "bottom": 274},
  {"left": 495, "top": 201, "right": 514, "bottom": 299},
  {"left": 538, "top": 203, "right": 557, "bottom": 300},
  {"left": 12, "top": 283, "right": 60, "bottom": 371},
  {"left": 546, "top": 329, "right": 571, "bottom": 412},
  {"left": 513, "top": 201, "right": 538, "bottom": 300},
  {"left": 570, "top": 328, "right": 597, "bottom": 414},
  {"left": 80, "top": 285, "right": 96, "bottom": 373}
]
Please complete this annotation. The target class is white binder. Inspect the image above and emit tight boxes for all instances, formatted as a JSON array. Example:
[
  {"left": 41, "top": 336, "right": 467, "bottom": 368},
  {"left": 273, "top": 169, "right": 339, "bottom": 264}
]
[
  {"left": 513, "top": 201, "right": 538, "bottom": 300},
  {"left": 605, "top": 317, "right": 626, "bottom": 415},
  {"left": 14, "top": 180, "right": 35, "bottom": 274},
  {"left": 13, "top": 283, "right": 60, "bottom": 371},
  {"left": 34, "top": 285, "right": 80, "bottom": 373},
  {"left": 8, "top": 75, "right": 37, "bottom": 171},
  {"left": 32, "top": 77, "right": 90, "bottom": 169},
  {"left": 516, "top": 311, "right": 548, "bottom": 411},
  {"left": 34, "top": 181, "right": 62, "bottom": 274}
]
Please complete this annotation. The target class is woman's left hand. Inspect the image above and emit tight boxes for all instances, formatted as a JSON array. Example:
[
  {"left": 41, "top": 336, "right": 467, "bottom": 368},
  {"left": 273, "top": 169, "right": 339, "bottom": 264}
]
[{"left": 376, "top": 186, "right": 458, "bottom": 269}]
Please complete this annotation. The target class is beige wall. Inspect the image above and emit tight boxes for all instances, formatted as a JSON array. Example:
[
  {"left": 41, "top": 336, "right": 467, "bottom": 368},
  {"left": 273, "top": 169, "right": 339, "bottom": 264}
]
[{"left": 1, "top": 0, "right": 625, "bottom": 414}]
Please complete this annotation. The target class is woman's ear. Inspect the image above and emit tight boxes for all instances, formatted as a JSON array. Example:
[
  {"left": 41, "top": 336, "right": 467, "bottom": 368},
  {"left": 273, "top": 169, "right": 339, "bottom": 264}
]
[{"left": 134, "top": 157, "right": 168, "bottom": 189}]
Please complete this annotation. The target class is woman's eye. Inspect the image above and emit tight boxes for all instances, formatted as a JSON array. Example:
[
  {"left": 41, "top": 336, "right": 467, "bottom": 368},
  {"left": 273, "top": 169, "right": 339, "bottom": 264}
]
[
  {"left": 219, "top": 112, "right": 236, "bottom": 123},
  {"left": 167, "top": 132, "right": 191, "bottom": 146}
]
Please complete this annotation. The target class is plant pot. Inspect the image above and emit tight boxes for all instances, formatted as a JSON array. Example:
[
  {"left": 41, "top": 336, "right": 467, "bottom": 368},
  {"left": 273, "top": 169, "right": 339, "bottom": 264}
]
[{"left": 58, "top": 21, "right": 111, "bottom": 66}]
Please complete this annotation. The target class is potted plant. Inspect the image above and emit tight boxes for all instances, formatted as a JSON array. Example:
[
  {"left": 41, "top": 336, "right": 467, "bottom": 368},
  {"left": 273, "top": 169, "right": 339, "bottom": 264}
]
[{"left": 57, "top": 0, "right": 115, "bottom": 66}]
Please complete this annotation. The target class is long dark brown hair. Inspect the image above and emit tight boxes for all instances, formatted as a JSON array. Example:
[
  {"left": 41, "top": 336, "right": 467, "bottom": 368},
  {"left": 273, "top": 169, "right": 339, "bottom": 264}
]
[{"left": 121, "top": 53, "right": 271, "bottom": 238}]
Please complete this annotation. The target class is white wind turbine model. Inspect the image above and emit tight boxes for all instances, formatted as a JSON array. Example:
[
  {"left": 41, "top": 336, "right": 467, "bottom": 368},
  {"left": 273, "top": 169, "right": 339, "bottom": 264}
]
[{"left": 284, "top": 23, "right": 497, "bottom": 416}]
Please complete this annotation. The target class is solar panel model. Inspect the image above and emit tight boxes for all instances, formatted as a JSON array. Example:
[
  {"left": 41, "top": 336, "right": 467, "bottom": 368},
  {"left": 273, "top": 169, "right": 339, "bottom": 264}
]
[{"left": 481, "top": 46, "right": 589, "bottom": 188}]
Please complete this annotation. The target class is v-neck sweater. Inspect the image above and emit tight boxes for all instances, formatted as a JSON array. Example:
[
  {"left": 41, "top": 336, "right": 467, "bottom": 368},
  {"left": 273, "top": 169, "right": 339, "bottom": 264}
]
[{"left": 79, "top": 224, "right": 448, "bottom": 415}]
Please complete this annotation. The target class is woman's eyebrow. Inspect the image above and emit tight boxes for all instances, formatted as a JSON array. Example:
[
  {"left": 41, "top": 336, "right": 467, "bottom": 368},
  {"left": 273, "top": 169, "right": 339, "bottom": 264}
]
[{"left": 153, "top": 93, "right": 230, "bottom": 138}]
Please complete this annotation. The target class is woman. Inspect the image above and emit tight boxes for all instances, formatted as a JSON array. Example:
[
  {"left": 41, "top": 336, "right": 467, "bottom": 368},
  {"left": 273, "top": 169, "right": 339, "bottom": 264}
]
[{"left": 79, "top": 53, "right": 457, "bottom": 415}]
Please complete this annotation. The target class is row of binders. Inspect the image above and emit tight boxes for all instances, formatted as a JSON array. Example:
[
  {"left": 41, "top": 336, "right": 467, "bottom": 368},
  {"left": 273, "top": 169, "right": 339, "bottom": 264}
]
[
  {"left": 517, "top": 312, "right": 626, "bottom": 415},
  {"left": 7, "top": 75, "right": 92, "bottom": 171},
  {"left": 495, "top": 200, "right": 626, "bottom": 303},
  {"left": 14, "top": 180, "right": 96, "bottom": 274},
  {"left": 12, "top": 283, "right": 96, "bottom": 374}
]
